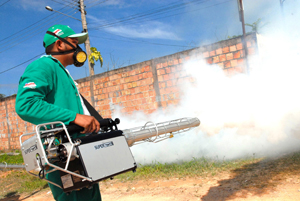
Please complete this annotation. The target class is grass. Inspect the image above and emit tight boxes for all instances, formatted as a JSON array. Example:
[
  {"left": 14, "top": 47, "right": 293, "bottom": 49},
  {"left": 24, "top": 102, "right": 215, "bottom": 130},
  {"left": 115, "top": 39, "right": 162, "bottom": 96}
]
[
  {"left": 113, "top": 156, "right": 261, "bottom": 181},
  {"left": 0, "top": 150, "right": 24, "bottom": 164},
  {"left": 0, "top": 152, "right": 48, "bottom": 199}
]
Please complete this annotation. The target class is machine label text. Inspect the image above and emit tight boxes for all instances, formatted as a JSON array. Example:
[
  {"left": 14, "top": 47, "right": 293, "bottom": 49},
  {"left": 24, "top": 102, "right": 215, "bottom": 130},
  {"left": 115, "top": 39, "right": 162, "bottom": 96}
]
[
  {"left": 24, "top": 144, "right": 38, "bottom": 154},
  {"left": 94, "top": 141, "right": 114, "bottom": 150}
]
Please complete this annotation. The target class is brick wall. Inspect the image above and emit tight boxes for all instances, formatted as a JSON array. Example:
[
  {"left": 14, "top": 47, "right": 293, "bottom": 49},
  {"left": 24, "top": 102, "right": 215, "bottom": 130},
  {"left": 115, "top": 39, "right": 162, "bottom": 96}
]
[{"left": 0, "top": 33, "right": 258, "bottom": 151}]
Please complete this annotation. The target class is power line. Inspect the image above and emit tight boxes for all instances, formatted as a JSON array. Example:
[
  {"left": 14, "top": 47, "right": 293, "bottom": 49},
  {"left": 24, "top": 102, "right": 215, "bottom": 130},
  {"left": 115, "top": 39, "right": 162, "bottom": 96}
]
[
  {"left": 0, "top": 53, "right": 44, "bottom": 75},
  {"left": 0, "top": 1, "right": 78, "bottom": 49},
  {"left": 89, "top": 0, "right": 209, "bottom": 30},
  {"left": 85, "top": 0, "right": 110, "bottom": 9},
  {"left": 0, "top": 8, "right": 79, "bottom": 53},
  {"left": 0, "top": 8, "right": 72, "bottom": 45},
  {"left": 50, "top": 0, "right": 78, "bottom": 8},
  {"left": 0, "top": 13, "right": 56, "bottom": 43},
  {"left": 90, "top": 33, "right": 197, "bottom": 48},
  {"left": 90, "top": 0, "right": 232, "bottom": 30},
  {"left": 0, "top": 11, "right": 78, "bottom": 53},
  {"left": 0, "top": 0, "right": 10, "bottom": 7}
]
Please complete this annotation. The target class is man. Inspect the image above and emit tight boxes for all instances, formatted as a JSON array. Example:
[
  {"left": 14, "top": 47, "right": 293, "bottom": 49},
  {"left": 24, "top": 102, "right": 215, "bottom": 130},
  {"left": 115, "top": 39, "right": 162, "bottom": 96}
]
[{"left": 15, "top": 24, "right": 101, "bottom": 201}]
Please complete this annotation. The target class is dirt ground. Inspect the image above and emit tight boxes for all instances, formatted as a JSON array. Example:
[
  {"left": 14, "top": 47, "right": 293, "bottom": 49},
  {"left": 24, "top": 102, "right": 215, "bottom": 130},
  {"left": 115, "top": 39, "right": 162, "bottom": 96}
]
[
  {"left": 2, "top": 154, "right": 300, "bottom": 201},
  {"left": 1, "top": 172, "right": 300, "bottom": 201}
]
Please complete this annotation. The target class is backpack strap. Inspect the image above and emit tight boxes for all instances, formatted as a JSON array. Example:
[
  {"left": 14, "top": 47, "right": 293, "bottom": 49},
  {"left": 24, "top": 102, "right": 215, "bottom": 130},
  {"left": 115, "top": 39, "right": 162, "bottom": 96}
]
[{"left": 80, "top": 94, "right": 103, "bottom": 120}]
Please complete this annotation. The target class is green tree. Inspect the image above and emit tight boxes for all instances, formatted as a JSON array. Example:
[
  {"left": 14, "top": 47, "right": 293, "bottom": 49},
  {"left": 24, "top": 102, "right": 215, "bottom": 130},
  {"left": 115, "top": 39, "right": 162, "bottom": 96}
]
[
  {"left": 0, "top": 94, "right": 5, "bottom": 99},
  {"left": 88, "top": 47, "right": 103, "bottom": 67}
]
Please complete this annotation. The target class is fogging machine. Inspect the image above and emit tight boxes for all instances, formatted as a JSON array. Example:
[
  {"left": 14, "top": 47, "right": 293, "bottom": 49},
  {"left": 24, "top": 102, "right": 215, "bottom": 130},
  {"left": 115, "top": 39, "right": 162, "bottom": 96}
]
[{"left": 20, "top": 117, "right": 200, "bottom": 193}]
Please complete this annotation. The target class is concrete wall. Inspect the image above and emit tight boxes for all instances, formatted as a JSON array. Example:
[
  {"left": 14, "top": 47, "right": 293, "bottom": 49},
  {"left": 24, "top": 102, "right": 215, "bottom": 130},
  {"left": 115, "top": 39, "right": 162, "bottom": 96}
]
[{"left": 0, "top": 33, "right": 258, "bottom": 151}]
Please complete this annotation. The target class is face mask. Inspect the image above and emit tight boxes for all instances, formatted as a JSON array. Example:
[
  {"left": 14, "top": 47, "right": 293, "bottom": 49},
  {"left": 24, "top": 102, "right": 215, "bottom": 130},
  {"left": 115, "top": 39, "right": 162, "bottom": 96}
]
[{"left": 45, "top": 31, "right": 87, "bottom": 67}]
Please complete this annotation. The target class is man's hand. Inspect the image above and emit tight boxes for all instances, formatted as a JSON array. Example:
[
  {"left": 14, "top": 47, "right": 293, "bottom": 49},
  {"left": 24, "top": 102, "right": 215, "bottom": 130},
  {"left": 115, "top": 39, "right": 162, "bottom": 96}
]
[{"left": 72, "top": 114, "right": 100, "bottom": 134}]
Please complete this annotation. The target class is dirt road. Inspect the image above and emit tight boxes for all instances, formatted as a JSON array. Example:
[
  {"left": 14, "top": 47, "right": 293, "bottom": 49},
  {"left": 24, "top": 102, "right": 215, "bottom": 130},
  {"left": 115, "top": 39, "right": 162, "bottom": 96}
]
[
  {"left": 2, "top": 173, "right": 300, "bottom": 201},
  {"left": 2, "top": 154, "right": 300, "bottom": 201}
]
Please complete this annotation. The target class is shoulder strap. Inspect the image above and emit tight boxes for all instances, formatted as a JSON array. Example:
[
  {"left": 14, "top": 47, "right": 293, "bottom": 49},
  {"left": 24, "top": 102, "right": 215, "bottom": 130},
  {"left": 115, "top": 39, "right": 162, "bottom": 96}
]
[{"left": 80, "top": 94, "right": 103, "bottom": 120}]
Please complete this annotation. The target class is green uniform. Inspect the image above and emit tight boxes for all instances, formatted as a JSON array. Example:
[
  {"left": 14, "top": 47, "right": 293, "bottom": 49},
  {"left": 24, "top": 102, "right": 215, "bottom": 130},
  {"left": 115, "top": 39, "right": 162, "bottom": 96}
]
[{"left": 15, "top": 55, "right": 101, "bottom": 201}]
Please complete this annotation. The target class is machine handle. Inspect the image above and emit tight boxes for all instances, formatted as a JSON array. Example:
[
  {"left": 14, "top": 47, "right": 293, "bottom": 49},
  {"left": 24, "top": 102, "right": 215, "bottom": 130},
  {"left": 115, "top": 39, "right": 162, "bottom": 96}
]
[{"left": 66, "top": 118, "right": 120, "bottom": 134}]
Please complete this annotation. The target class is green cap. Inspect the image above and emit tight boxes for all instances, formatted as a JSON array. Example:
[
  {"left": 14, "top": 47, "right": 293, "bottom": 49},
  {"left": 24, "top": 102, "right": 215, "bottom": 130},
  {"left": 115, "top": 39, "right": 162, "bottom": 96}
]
[{"left": 43, "top": 24, "right": 88, "bottom": 48}]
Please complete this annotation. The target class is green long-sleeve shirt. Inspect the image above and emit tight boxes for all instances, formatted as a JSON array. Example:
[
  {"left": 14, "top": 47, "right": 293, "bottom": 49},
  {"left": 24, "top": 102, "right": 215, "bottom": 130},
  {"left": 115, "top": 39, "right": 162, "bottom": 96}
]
[
  {"left": 15, "top": 55, "right": 82, "bottom": 126},
  {"left": 15, "top": 55, "right": 101, "bottom": 201}
]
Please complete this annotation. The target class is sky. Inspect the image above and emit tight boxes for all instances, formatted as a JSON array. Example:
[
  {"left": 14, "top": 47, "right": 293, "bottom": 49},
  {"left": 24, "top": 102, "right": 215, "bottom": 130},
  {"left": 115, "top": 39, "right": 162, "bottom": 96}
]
[{"left": 0, "top": 0, "right": 292, "bottom": 96}]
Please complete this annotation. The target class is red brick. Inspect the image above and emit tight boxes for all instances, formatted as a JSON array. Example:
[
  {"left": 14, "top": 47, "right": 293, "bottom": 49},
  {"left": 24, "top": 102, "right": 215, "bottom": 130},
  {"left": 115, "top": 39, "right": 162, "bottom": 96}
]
[
  {"left": 230, "top": 45, "right": 236, "bottom": 52},
  {"left": 203, "top": 51, "right": 209, "bottom": 58},
  {"left": 209, "top": 51, "right": 216, "bottom": 57},
  {"left": 216, "top": 48, "right": 222, "bottom": 55},
  {"left": 226, "top": 53, "right": 233, "bottom": 60},
  {"left": 240, "top": 50, "right": 245, "bottom": 57},
  {"left": 174, "top": 59, "right": 179, "bottom": 65},
  {"left": 133, "top": 75, "right": 139, "bottom": 81},
  {"left": 149, "top": 91, "right": 155, "bottom": 97},
  {"left": 156, "top": 63, "right": 162, "bottom": 69},
  {"left": 237, "top": 58, "right": 244, "bottom": 65},
  {"left": 159, "top": 82, "right": 166, "bottom": 88},
  {"left": 231, "top": 60, "right": 238, "bottom": 67},
  {"left": 130, "top": 88, "right": 135, "bottom": 94},
  {"left": 213, "top": 56, "right": 219, "bottom": 63},
  {"left": 158, "top": 69, "right": 165, "bottom": 75},
  {"left": 233, "top": 51, "right": 241, "bottom": 59},
  {"left": 206, "top": 58, "right": 213, "bottom": 64},
  {"left": 236, "top": 43, "right": 243, "bottom": 50},
  {"left": 125, "top": 77, "right": 130, "bottom": 83},
  {"left": 165, "top": 68, "right": 171, "bottom": 74},
  {"left": 163, "top": 74, "right": 169, "bottom": 81},
  {"left": 219, "top": 54, "right": 226, "bottom": 62},
  {"left": 217, "top": 62, "right": 224, "bottom": 68},
  {"left": 146, "top": 78, "right": 153, "bottom": 85},
  {"left": 224, "top": 61, "right": 231, "bottom": 68},
  {"left": 145, "top": 65, "right": 150, "bottom": 71},
  {"left": 222, "top": 47, "right": 229, "bottom": 53}
]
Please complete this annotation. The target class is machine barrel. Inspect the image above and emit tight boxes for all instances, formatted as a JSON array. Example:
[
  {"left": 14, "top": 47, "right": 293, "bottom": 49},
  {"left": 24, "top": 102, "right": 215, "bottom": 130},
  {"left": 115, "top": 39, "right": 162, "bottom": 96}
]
[{"left": 122, "top": 117, "right": 200, "bottom": 146}]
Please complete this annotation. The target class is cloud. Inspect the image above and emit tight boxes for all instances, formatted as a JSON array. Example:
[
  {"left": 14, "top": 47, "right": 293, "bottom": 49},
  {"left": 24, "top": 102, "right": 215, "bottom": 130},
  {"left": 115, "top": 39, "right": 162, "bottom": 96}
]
[
  {"left": 88, "top": 14, "right": 181, "bottom": 40},
  {"left": 106, "top": 24, "right": 181, "bottom": 40},
  {"left": 18, "top": 0, "right": 48, "bottom": 11}
]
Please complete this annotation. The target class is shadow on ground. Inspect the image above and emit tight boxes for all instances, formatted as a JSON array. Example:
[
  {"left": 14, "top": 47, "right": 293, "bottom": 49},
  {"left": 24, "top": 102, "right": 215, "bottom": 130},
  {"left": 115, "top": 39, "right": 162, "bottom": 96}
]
[
  {"left": 202, "top": 151, "right": 300, "bottom": 201},
  {"left": 0, "top": 184, "right": 48, "bottom": 201}
]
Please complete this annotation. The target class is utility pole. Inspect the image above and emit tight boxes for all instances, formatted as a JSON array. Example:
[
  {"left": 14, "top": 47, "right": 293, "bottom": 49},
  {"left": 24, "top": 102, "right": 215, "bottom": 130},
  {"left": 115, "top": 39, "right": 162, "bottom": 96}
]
[
  {"left": 237, "top": 0, "right": 249, "bottom": 74},
  {"left": 280, "top": 0, "right": 285, "bottom": 13},
  {"left": 78, "top": 0, "right": 95, "bottom": 106},
  {"left": 78, "top": 0, "right": 94, "bottom": 76},
  {"left": 280, "top": 0, "right": 286, "bottom": 19}
]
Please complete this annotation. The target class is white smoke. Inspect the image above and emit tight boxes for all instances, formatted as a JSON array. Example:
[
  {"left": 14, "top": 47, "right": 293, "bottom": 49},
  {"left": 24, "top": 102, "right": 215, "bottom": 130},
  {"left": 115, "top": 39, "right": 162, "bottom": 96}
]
[{"left": 112, "top": 1, "right": 300, "bottom": 165}]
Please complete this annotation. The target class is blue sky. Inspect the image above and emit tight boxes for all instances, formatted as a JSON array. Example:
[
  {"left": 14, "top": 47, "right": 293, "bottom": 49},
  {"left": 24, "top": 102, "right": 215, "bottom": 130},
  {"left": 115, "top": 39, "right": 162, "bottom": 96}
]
[{"left": 0, "top": 0, "right": 295, "bottom": 96}]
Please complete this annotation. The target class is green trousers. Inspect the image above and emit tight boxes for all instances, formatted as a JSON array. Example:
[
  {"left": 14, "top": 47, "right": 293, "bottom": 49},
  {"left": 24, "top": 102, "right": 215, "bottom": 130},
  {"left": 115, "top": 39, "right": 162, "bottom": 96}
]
[{"left": 47, "top": 171, "right": 101, "bottom": 201}]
